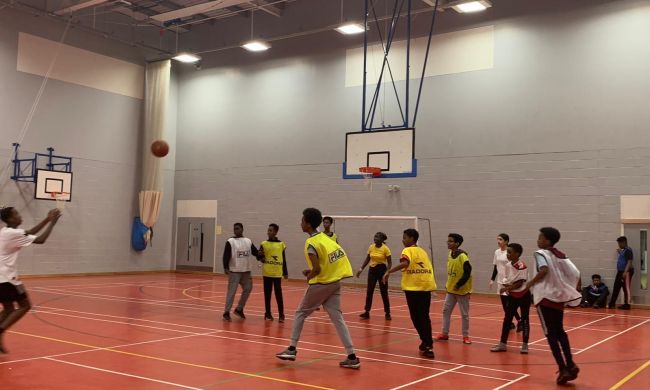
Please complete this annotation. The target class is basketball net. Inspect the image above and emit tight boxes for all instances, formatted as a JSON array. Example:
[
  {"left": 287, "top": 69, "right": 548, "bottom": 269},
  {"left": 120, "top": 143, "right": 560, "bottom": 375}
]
[
  {"left": 50, "top": 192, "right": 69, "bottom": 211},
  {"left": 361, "top": 171, "right": 374, "bottom": 191}
]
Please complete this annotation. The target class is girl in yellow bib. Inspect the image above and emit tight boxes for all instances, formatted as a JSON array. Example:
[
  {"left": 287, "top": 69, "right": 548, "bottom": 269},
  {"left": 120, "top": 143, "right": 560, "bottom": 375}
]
[
  {"left": 259, "top": 223, "right": 287, "bottom": 322},
  {"left": 383, "top": 229, "right": 436, "bottom": 358},
  {"left": 356, "top": 232, "right": 392, "bottom": 320}
]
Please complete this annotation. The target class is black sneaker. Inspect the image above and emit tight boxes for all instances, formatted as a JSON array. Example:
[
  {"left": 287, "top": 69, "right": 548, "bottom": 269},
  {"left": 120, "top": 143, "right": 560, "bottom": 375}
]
[
  {"left": 618, "top": 304, "right": 631, "bottom": 310},
  {"left": 421, "top": 347, "right": 434, "bottom": 358},
  {"left": 339, "top": 357, "right": 361, "bottom": 369},
  {"left": 279, "top": 315, "right": 285, "bottom": 323},
  {"left": 223, "top": 312, "right": 232, "bottom": 322},
  {"left": 234, "top": 308, "right": 246, "bottom": 319},
  {"left": 418, "top": 342, "right": 427, "bottom": 352},
  {"left": 276, "top": 348, "right": 297, "bottom": 361},
  {"left": 385, "top": 313, "right": 392, "bottom": 320},
  {"left": 264, "top": 313, "right": 274, "bottom": 321},
  {"left": 567, "top": 364, "right": 580, "bottom": 382},
  {"left": 359, "top": 312, "right": 370, "bottom": 320},
  {"left": 556, "top": 368, "right": 572, "bottom": 385}
]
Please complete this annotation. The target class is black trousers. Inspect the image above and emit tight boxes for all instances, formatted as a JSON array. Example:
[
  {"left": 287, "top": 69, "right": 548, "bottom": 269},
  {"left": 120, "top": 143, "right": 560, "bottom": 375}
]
[
  {"left": 500, "top": 293, "right": 530, "bottom": 344},
  {"left": 537, "top": 304, "right": 574, "bottom": 370},
  {"left": 581, "top": 288, "right": 608, "bottom": 307},
  {"left": 263, "top": 276, "right": 284, "bottom": 316},
  {"left": 609, "top": 270, "right": 634, "bottom": 306},
  {"left": 364, "top": 264, "right": 391, "bottom": 313},
  {"left": 499, "top": 294, "right": 521, "bottom": 322},
  {"left": 405, "top": 291, "right": 433, "bottom": 347}
]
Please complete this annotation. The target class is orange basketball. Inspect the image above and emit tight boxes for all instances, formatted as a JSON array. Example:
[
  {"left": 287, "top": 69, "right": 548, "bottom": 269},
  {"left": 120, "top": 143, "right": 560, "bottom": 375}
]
[{"left": 151, "top": 140, "right": 169, "bottom": 158}]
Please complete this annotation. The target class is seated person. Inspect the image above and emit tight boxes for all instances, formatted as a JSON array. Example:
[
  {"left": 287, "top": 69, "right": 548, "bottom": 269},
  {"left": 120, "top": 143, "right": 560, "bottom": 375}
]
[{"left": 580, "top": 274, "right": 609, "bottom": 308}]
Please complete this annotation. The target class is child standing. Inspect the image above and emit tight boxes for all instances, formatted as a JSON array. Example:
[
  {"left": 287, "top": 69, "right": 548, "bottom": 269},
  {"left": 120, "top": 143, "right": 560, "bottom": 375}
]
[
  {"left": 276, "top": 208, "right": 359, "bottom": 369},
  {"left": 437, "top": 233, "right": 472, "bottom": 344},
  {"left": 383, "top": 229, "right": 436, "bottom": 358},
  {"left": 525, "top": 227, "right": 582, "bottom": 385},
  {"left": 490, "top": 243, "right": 531, "bottom": 354},
  {"left": 322, "top": 216, "right": 338, "bottom": 242},
  {"left": 259, "top": 223, "right": 288, "bottom": 322},
  {"left": 356, "top": 232, "right": 392, "bottom": 320},
  {"left": 490, "top": 233, "right": 522, "bottom": 332}
]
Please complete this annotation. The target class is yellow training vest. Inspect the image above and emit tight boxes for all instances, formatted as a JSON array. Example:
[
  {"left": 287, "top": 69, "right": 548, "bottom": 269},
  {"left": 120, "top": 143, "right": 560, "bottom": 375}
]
[
  {"left": 304, "top": 232, "right": 353, "bottom": 284},
  {"left": 368, "top": 243, "right": 391, "bottom": 267},
  {"left": 400, "top": 246, "right": 436, "bottom": 291},
  {"left": 261, "top": 240, "right": 286, "bottom": 278},
  {"left": 446, "top": 251, "right": 473, "bottom": 295}
]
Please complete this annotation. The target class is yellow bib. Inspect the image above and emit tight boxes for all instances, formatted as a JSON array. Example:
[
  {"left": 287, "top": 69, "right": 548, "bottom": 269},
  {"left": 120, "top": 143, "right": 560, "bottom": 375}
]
[
  {"left": 261, "top": 240, "right": 286, "bottom": 278},
  {"left": 324, "top": 232, "right": 338, "bottom": 242},
  {"left": 400, "top": 246, "right": 436, "bottom": 291},
  {"left": 304, "top": 232, "right": 353, "bottom": 284},
  {"left": 368, "top": 243, "right": 391, "bottom": 267},
  {"left": 446, "top": 251, "right": 473, "bottom": 295}
]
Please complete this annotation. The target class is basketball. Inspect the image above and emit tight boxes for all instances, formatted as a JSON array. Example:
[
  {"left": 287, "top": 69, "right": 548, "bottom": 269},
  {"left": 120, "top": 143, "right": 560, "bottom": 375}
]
[{"left": 151, "top": 140, "right": 169, "bottom": 158}]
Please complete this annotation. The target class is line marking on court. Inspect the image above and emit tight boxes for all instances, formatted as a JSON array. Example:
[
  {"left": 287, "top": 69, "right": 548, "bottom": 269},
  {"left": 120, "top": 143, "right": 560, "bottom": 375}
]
[
  {"left": 528, "top": 314, "right": 615, "bottom": 346},
  {"left": 10, "top": 331, "right": 334, "bottom": 390},
  {"left": 491, "top": 373, "right": 531, "bottom": 390},
  {"left": 609, "top": 358, "right": 650, "bottom": 390},
  {"left": 389, "top": 365, "right": 467, "bottom": 389},
  {"left": 576, "top": 319, "right": 650, "bottom": 355},
  {"left": 44, "top": 357, "right": 202, "bottom": 389}
]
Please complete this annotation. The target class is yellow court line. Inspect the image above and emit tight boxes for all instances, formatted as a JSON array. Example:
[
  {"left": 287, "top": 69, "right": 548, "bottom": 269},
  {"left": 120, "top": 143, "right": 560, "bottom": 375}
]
[
  {"left": 10, "top": 330, "right": 334, "bottom": 390},
  {"left": 609, "top": 359, "right": 650, "bottom": 390}
]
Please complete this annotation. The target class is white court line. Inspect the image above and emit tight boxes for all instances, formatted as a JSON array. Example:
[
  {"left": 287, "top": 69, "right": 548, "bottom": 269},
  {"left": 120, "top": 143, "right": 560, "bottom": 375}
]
[
  {"left": 575, "top": 319, "right": 650, "bottom": 355},
  {"left": 44, "top": 357, "right": 202, "bottom": 389},
  {"left": 528, "top": 314, "right": 615, "bottom": 346},
  {"left": 28, "top": 304, "right": 527, "bottom": 379},
  {"left": 390, "top": 365, "right": 466, "bottom": 390},
  {"left": 1, "top": 332, "right": 221, "bottom": 366},
  {"left": 491, "top": 373, "right": 531, "bottom": 390}
]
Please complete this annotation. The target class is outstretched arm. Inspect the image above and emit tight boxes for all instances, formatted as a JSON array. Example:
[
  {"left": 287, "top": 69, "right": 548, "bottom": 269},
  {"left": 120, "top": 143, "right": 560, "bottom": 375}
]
[
  {"left": 32, "top": 211, "right": 61, "bottom": 244},
  {"left": 26, "top": 209, "right": 59, "bottom": 235}
]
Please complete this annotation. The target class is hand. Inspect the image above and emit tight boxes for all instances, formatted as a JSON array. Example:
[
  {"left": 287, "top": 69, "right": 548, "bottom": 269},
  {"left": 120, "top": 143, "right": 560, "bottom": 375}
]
[
  {"left": 382, "top": 273, "right": 389, "bottom": 285},
  {"left": 489, "top": 280, "right": 494, "bottom": 289},
  {"left": 622, "top": 272, "right": 629, "bottom": 280},
  {"left": 356, "top": 269, "right": 363, "bottom": 278},
  {"left": 524, "top": 281, "right": 532, "bottom": 291},
  {"left": 283, "top": 275, "right": 288, "bottom": 280},
  {"left": 499, "top": 287, "right": 507, "bottom": 294},
  {"left": 302, "top": 269, "right": 311, "bottom": 277},
  {"left": 224, "top": 269, "right": 230, "bottom": 275},
  {"left": 453, "top": 284, "right": 460, "bottom": 291},
  {"left": 47, "top": 209, "right": 61, "bottom": 221}
]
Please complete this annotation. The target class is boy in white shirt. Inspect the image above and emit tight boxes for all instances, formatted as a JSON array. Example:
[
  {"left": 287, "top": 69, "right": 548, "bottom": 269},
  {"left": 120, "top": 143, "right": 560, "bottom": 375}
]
[
  {"left": 0, "top": 206, "right": 61, "bottom": 353},
  {"left": 490, "top": 243, "right": 531, "bottom": 354}
]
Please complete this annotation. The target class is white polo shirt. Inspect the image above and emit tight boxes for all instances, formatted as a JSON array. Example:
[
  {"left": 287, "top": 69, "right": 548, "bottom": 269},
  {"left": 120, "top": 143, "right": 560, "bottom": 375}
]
[{"left": 0, "top": 227, "right": 36, "bottom": 285}]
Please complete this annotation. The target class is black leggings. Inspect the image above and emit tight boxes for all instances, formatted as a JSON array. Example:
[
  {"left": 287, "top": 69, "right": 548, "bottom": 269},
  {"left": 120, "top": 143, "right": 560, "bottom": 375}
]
[
  {"left": 364, "top": 264, "right": 390, "bottom": 313},
  {"left": 500, "top": 294, "right": 521, "bottom": 322},
  {"left": 500, "top": 294, "right": 530, "bottom": 343},
  {"left": 536, "top": 305, "right": 574, "bottom": 369},
  {"left": 263, "top": 277, "right": 284, "bottom": 316},
  {"left": 405, "top": 291, "right": 432, "bottom": 347}
]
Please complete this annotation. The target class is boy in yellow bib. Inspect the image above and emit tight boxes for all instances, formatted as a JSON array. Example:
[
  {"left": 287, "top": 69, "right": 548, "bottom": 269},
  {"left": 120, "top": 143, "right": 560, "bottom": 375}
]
[
  {"left": 383, "top": 229, "right": 436, "bottom": 358},
  {"left": 436, "top": 233, "right": 473, "bottom": 345},
  {"left": 259, "top": 223, "right": 288, "bottom": 322},
  {"left": 276, "top": 208, "right": 359, "bottom": 369}
]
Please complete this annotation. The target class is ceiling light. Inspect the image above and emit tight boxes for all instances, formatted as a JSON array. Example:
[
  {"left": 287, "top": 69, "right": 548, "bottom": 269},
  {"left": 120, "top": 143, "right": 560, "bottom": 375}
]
[
  {"left": 452, "top": 0, "right": 492, "bottom": 13},
  {"left": 335, "top": 23, "right": 365, "bottom": 35},
  {"left": 172, "top": 53, "right": 201, "bottom": 63},
  {"left": 241, "top": 40, "right": 271, "bottom": 52}
]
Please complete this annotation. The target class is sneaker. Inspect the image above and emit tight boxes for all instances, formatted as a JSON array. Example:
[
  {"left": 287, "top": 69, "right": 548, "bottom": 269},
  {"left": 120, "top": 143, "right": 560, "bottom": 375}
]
[
  {"left": 264, "top": 313, "right": 274, "bottom": 321},
  {"left": 618, "top": 304, "right": 631, "bottom": 310},
  {"left": 520, "top": 343, "right": 529, "bottom": 354},
  {"left": 580, "top": 302, "right": 589, "bottom": 308},
  {"left": 593, "top": 304, "right": 601, "bottom": 309},
  {"left": 385, "top": 313, "right": 392, "bottom": 320},
  {"left": 490, "top": 343, "right": 507, "bottom": 352},
  {"left": 556, "top": 368, "right": 572, "bottom": 385},
  {"left": 339, "top": 357, "right": 361, "bottom": 369},
  {"left": 0, "top": 333, "right": 7, "bottom": 354},
  {"left": 359, "top": 312, "right": 370, "bottom": 319},
  {"left": 233, "top": 308, "right": 246, "bottom": 319},
  {"left": 435, "top": 333, "right": 449, "bottom": 341},
  {"left": 516, "top": 322, "right": 524, "bottom": 333},
  {"left": 463, "top": 337, "right": 472, "bottom": 345},
  {"left": 421, "top": 347, "right": 435, "bottom": 358},
  {"left": 567, "top": 364, "right": 580, "bottom": 381},
  {"left": 418, "top": 342, "right": 427, "bottom": 352},
  {"left": 279, "top": 315, "right": 285, "bottom": 323},
  {"left": 608, "top": 303, "right": 615, "bottom": 309},
  {"left": 222, "top": 312, "right": 232, "bottom": 322},
  {"left": 276, "top": 348, "right": 297, "bottom": 361}
]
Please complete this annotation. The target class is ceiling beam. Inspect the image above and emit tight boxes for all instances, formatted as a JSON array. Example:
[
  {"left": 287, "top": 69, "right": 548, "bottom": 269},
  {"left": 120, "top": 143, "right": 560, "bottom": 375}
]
[
  {"left": 150, "top": 0, "right": 249, "bottom": 22},
  {"left": 54, "top": 0, "right": 112, "bottom": 15}
]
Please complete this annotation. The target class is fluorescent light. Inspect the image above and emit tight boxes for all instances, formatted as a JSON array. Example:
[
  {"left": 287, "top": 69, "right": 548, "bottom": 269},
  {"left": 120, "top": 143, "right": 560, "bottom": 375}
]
[
  {"left": 241, "top": 40, "right": 271, "bottom": 52},
  {"left": 173, "top": 53, "right": 201, "bottom": 63},
  {"left": 452, "top": 1, "right": 492, "bottom": 13},
  {"left": 335, "top": 23, "right": 365, "bottom": 35}
]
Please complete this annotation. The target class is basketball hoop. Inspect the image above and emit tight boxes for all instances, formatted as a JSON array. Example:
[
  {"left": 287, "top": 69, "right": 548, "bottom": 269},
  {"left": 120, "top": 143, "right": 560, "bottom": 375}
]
[
  {"left": 359, "top": 167, "right": 381, "bottom": 191},
  {"left": 50, "top": 191, "right": 70, "bottom": 211}
]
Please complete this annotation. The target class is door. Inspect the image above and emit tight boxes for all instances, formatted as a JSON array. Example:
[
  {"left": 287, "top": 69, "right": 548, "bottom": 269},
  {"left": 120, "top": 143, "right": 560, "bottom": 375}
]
[
  {"left": 623, "top": 224, "right": 649, "bottom": 305},
  {"left": 176, "top": 217, "right": 215, "bottom": 272}
]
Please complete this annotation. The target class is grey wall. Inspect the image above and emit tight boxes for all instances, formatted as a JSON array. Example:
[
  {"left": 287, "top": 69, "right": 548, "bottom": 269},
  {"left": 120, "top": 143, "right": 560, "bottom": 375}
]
[
  {"left": 174, "top": 0, "right": 650, "bottom": 294},
  {"left": 0, "top": 7, "right": 177, "bottom": 275}
]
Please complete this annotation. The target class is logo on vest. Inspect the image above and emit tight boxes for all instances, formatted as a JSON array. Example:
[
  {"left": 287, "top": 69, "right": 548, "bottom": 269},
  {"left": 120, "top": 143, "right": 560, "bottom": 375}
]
[
  {"left": 265, "top": 255, "right": 283, "bottom": 266},
  {"left": 236, "top": 250, "right": 250, "bottom": 258},
  {"left": 328, "top": 249, "right": 346, "bottom": 263}
]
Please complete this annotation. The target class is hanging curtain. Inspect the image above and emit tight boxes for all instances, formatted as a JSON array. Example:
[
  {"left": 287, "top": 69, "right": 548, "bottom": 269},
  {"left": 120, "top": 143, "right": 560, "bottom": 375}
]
[{"left": 138, "top": 60, "right": 170, "bottom": 240}]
